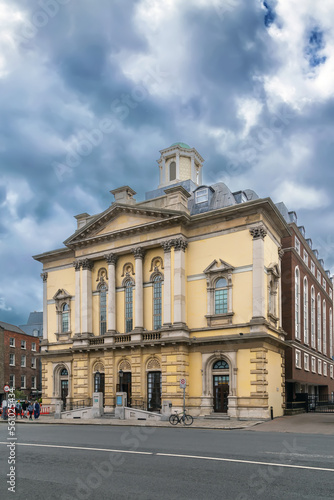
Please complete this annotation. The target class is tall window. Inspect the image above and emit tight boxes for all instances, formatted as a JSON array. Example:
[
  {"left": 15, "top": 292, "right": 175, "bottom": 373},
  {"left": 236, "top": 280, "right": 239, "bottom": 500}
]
[
  {"left": 317, "top": 294, "right": 321, "bottom": 351},
  {"left": 31, "top": 376, "right": 36, "bottom": 389},
  {"left": 303, "top": 277, "right": 308, "bottom": 344},
  {"left": 9, "top": 353, "right": 15, "bottom": 366},
  {"left": 215, "top": 278, "right": 228, "bottom": 314},
  {"left": 9, "top": 374, "right": 15, "bottom": 388},
  {"left": 21, "top": 355, "right": 26, "bottom": 367},
  {"left": 9, "top": 337, "right": 15, "bottom": 347},
  {"left": 99, "top": 283, "right": 107, "bottom": 335},
  {"left": 330, "top": 308, "right": 333, "bottom": 358},
  {"left": 169, "top": 161, "right": 176, "bottom": 181},
  {"left": 323, "top": 300, "right": 327, "bottom": 355},
  {"left": 62, "top": 303, "right": 69, "bottom": 333},
  {"left": 311, "top": 287, "right": 315, "bottom": 348},
  {"left": 21, "top": 375, "right": 26, "bottom": 389},
  {"left": 153, "top": 275, "right": 162, "bottom": 330},
  {"left": 295, "top": 267, "right": 301, "bottom": 339},
  {"left": 125, "top": 279, "right": 134, "bottom": 333}
]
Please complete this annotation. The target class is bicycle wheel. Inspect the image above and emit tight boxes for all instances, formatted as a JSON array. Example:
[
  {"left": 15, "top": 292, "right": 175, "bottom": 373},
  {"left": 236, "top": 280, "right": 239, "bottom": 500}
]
[
  {"left": 169, "top": 414, "right": 179, "bottom": 425},
  {"left": 184, "top": 414, "right": 193, "bottom": 426}
]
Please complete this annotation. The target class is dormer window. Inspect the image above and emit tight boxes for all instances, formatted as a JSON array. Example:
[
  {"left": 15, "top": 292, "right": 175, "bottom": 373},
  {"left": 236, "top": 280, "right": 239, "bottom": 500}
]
[{"left": 195, "top": 188, "right": 208, "bottom": 204}]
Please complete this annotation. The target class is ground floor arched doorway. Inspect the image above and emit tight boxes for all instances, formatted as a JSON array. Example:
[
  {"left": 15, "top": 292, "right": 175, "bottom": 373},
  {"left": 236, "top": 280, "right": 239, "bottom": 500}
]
[
  {"left": 212, "top": 360, "right": 229, "bottom": 413},
  {"left": 147, "top": 371, "right": 161, "bottom": 412}
]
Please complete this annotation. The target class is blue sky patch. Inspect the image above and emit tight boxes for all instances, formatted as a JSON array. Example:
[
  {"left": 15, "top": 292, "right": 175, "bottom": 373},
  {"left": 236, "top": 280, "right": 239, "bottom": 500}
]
[{"left": 306, "top": 28, "right": 327, "bottom": 67}]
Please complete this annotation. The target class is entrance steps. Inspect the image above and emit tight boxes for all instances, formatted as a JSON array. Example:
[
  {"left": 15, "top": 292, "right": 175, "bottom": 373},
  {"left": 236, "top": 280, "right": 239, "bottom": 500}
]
[{"left": 203, "top": 414, "right": 230, "bottom": 420}]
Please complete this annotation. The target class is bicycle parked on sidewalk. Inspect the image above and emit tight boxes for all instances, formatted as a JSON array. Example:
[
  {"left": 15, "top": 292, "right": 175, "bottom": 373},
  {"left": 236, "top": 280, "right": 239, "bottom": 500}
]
[{"left": 169, "top": 410, "right": 193, "bottom": 426}]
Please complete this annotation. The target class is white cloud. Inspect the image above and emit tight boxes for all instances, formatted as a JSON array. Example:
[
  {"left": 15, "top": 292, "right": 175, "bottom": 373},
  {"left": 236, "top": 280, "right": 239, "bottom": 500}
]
[
  {"left": 0, "top": 297, "right": 12, "bottom": 311},
  {"left": 272, "top": 180, "right": 330, "bottom": 210}
]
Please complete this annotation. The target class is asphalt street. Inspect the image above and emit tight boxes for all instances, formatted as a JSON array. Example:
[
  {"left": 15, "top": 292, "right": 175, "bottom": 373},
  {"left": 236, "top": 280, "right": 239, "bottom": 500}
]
[{"left": 0, "top": 424, "right": 333, "bottom": 500}]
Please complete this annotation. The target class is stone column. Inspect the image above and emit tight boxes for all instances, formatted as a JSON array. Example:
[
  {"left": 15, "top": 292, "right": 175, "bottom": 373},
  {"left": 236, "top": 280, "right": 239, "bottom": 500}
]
[
  {"left": 133, "top": 247, "right": 144, "bottom": 331},
  {"left": 278, "top": 248, "right": 284, "bottom": 328},
  {"left": 176, "top": 152, "right": 180, "bottom": 179},
  {"left": 191, "top": 155, "right": 196, "bottom": 183},
  {"left": 162, "top": 240, "right": 173, "bottom": 326},
  {"left": 41, "top": 272, "right": 48, "bottom": 340},
  {"left": 105, "top": 253, "right": 118, "bottom": 333},
  {"left": 73, "top": 261, "right": 81, "bottom": 335},
  {"left": 173, "top": 238, "right": 187, "bottom": 326},
  {"left": 81, "top": 259, "right": 94, "bottom": 334},
  {"left": 250, "top": 226, "right": 267, "bottom": 320}
]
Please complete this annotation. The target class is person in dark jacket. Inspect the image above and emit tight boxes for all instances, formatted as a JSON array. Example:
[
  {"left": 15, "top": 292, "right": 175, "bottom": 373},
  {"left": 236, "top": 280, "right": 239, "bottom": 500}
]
[
  {"left": 21, "top": 400, "right": 27, "bottom": 418},
  {"left": 28, "top": 402, "right": 33, "bottom": 420},
  {"left": 33, "top": 401, "right": 40, "bottom": 420}
]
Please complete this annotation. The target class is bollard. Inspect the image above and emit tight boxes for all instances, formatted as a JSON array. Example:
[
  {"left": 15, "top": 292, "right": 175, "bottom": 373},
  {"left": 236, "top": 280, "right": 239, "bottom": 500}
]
[{"left": 270, "top": 406, "right": 273, "bottom": 420}]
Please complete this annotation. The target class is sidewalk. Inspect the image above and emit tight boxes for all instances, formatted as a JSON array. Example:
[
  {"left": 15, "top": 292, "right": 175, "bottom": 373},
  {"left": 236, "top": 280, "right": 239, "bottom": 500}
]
[
  {"left": 1, "top": 414, "right": 261, "bottom": 430},
  {"left": 2, "top": 412, "right": 333, "bottom": 433}
]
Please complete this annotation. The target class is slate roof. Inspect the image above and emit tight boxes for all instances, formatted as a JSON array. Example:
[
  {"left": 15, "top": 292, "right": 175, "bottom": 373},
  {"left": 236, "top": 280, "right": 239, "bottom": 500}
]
[{"left": 0, "top": 321, "right": 26, "bottom": 335}]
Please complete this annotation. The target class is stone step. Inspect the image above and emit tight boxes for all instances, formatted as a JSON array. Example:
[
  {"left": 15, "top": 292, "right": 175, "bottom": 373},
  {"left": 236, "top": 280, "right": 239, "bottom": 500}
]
[{"left": 203, "top": 414, "right": 230, "bottom": 420}]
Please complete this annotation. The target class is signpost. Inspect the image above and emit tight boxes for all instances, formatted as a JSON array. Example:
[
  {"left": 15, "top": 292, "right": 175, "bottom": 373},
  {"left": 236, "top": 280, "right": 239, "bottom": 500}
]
[
  {"left": 180, "top": 379, "right": 186, "bottom": 414},
  {"left": 3, "top": 385, "right": 10, "bottom": 393}
]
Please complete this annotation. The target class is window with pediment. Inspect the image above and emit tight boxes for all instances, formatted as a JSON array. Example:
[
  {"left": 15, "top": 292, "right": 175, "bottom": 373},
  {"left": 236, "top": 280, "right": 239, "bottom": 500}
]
[
  {"left": 204, "top": 259, "right": 234, "bottom": 327},
  {"left": 54, "top": 289, "right": 72, "bottom": 339}
]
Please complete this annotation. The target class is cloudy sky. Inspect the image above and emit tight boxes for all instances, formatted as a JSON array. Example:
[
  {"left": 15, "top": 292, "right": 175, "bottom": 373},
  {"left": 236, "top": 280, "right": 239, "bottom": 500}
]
[{"left": 1, "top": 0, "right": 334, "bottom": 326}]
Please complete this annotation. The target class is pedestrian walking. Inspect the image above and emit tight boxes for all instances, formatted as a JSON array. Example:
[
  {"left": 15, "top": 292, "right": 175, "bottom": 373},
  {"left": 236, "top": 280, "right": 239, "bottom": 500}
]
[
  {"left": 33, "top": 401, "right": 40, "bottom": 420},
  {"left": 15, "top": 401, "right": 22, "bottom": 418},
  {"left": 28, "top": 402, "right": 33, "bottom": 420},
  {"left": 21, "top": 400, "right": 27, "bottom": 418}
]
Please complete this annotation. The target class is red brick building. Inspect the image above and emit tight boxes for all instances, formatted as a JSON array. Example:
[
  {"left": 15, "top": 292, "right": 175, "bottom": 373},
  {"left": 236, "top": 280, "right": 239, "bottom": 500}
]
[
  {"left": 277, "top": 205, "right": 334, "bottom": 401},
  {"left": 0, "top": 321, "right": 41, "bottom": 404}
]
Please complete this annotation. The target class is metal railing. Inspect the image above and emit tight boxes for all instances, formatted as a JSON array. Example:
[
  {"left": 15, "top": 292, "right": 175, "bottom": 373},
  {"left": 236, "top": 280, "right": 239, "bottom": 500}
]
[{"left": 65, "top": 399, "right": 92, "bottom": 411}]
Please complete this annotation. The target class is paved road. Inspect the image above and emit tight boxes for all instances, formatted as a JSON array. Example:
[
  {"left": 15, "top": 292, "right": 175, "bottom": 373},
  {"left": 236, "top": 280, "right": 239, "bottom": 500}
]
[{"left": 0, "top": 424, "right": 333, "bottom": 499}]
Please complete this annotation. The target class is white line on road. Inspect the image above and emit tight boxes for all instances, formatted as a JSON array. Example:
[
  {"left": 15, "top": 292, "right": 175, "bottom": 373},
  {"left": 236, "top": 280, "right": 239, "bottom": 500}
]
[
  {"left": 156, "top": 453, "right": 334, "bottom": 472},
  {"left": 0, "top": 442, "right": 152, "bottom": 455},
  {"left": 0, "top": 442, "right": 334, "bottom": 472}
]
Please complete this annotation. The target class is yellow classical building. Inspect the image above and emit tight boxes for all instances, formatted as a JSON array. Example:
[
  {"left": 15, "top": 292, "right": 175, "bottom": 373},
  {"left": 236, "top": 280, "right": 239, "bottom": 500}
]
[{"left": 34, "top": 143, "right": 290, "bottom": 419}]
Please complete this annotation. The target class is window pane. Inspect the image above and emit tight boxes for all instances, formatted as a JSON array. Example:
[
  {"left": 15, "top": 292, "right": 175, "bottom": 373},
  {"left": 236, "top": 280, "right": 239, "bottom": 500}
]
[
  {"left": 215, "top": 289, "right": 228, "bottom": 314},
  {"left": 125, "top": 281, "right": 133, "bottom": 333},
  {"left": 100, "top": 289, "right": 107, "bottom": 335},
  {"left": 215, "top": 278, "right": 227, "bottom": 288},
  {"left": 169, "top": 161, "right": 176, "bottom": 181}
]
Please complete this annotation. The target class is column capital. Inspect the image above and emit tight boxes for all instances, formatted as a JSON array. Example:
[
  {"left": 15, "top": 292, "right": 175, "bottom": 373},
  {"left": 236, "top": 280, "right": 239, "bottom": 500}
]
[
  {"left": 81, "top": 259, "right": 94, "bottom": 271},
  {"left": 278, "top": 248, "right": 284, "bottom": 259},
  {"left": 105, "top": 253, "right": 118, "bottom": 265},
  {"left": 249, "top": 225, "right": 267, "bottom": 240},
  {"left": 41, "top": 272, "right": 48, "bottom": 282},
  {"left": 73, "top": 260, "right": 82, "bottom": 271},
  {"left": 132, "top": 247, "right": 145, "bottom": 260},
  {"left": 161, "top": 239, "right": 174, "bottom": 253},
  {"left": 173, "top": 237, "right": 188, "bottom": 252}
]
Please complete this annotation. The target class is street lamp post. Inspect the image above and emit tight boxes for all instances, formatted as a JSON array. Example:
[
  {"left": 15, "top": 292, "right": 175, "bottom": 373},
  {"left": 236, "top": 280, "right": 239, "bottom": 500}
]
[{"left": 119, "top": 369, "right": 123, "bottom": 392}]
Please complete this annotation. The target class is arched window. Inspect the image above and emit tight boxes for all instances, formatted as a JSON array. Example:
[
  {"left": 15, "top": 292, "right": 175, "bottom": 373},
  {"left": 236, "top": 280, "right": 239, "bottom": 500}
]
[
  {"left": 125, "top": 279, "right": 134, "bottom": 333},
  {"left": 99, "top": 283, "right": 107, "bottom": 335},
  {"left": 323, "top": 300, "right": 327, "bottom": 354},
  {"left": 295, "top": 268, "right": 300, "bottom": 339},
  {"left": 311, "top": 286, "right": 315, "bottom": 348},
  {"left": 303, "top": 277, "right": 308, "bottom": 344},
  {"left": 62, "top": 303, "right": 69, "bottom": 333},
  {"left": 153, "top": 275, "right": 162, "bottom": 330},
  {"left": 317, "top": 294, "right": 321, "bottom": 351},
  {"left": 215, "top": 278, "right": 228, "bottom": 314},
  {"left": 329, "top": 308, "right": 333, "bottom": 358},
  {"left": 213, "top": 360, "right": 229, "bottom": 370},
  {"left": 60, "top": 368, "right": 68, "bottom": 376},
  {"left": 169, "top": 161, "right": 176, "bottom": 181}
]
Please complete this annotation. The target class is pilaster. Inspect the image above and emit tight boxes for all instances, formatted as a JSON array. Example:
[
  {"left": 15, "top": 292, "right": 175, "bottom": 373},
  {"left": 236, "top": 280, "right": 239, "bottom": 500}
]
[
  {"left": 133, "top": 247, "right": 145, "bottom": 331},
  {"left": 250, "top": 226, "right": 267, "bottom": 321},
  {"left": 105, "top": 253, "right": 118, "bottom": 333},
  {"left": 41, "top": 272, "right": 48, "bottom": 341},
  {"left": 161, "top": 240, "right": 173, "bottom": 326},
  {"left": 173, "top": 238, "right": 187, "bottom": 326},
  {"left": 81, "top": 259, "right": 94, "bottom": 334},
  {"left": 73, "top": 261, "right": 81, "bottom": 335}
]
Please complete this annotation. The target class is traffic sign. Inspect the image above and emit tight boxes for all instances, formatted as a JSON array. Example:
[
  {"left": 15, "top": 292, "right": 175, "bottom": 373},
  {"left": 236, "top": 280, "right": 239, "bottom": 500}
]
[
  {"left": 3, "top": 385, "right": 10, "bottom": 393},
  {"left": 180, "top": 379, "right": 186, "bottom": 389}
]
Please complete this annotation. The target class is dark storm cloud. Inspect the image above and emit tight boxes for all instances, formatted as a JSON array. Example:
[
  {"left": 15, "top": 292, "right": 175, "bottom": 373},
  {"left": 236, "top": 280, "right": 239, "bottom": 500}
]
[{"left": 1, "top": 0, "right": 334, "bottom": 324}]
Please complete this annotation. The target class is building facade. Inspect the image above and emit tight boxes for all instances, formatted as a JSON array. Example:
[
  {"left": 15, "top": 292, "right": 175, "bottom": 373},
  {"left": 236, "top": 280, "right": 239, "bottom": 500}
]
[
  {"left": 34, "top": 143, "right": 290, "bottom": 419},
  {"left": 277, "top": 207, "right": 334, "bottom": 400},
  {"left": 0, "top": 322, "right": 41, "bottom": 404}
]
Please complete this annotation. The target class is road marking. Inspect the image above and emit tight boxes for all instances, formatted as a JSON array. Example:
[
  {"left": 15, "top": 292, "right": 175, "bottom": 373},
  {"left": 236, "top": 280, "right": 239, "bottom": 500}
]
[
  {"left": 0, "top": 442, "right": 152, "bottom": 455},
  {"left": 0, "top": 442, "right": 333, "bottom": 472},
  {"left": 155, "top": 453, "right": 334, "bottom": 472},
  {"left": 265, "top": 451, "right": 334, "bottom": 459}
]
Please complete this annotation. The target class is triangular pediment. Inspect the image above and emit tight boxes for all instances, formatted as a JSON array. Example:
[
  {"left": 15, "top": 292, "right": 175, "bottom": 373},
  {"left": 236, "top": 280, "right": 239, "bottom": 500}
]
[
  {"left": 53, "top": 289, "right": 71, "bottom": 301},
  {"left": 64, "top": 204, "right": 181, "bottom": 246},
  {"left": 203, "top": 259, "right": 234, "bottom": 274}
]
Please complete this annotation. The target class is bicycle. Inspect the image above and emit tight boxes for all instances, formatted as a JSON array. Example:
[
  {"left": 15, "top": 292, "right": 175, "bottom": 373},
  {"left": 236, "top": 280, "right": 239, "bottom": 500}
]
[{"left": 169, "top": 410, "right": 193, "bottom": 426}]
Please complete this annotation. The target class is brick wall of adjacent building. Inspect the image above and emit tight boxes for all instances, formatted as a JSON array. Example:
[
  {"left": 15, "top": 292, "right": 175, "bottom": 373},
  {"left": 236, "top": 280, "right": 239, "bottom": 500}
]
[
  {"left": 3, "top": 328, "right": 40, "bottom": 399},
  {"left": 281, "top": 225, "right": 334, "bottom": 397}
]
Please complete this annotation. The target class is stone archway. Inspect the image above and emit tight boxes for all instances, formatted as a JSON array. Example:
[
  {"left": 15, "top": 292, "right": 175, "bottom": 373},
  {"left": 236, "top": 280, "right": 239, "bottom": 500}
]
[
  {"left": 200, "top": 351, "right": 237, "bottom": 417},
  {"left": 52, "top": 362, "right": 71, "bottom": 409}
]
